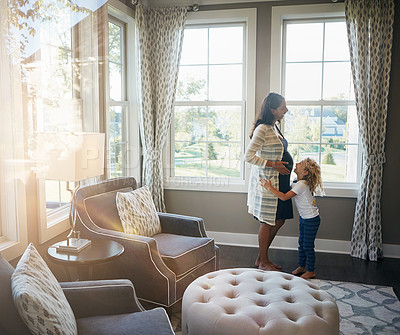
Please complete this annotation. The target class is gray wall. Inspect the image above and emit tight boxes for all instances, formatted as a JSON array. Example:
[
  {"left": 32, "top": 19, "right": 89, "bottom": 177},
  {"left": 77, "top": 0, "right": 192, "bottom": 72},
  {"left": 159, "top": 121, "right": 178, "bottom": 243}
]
[{"left": 165, "top": 0, "right": 400, "bottom": 246}]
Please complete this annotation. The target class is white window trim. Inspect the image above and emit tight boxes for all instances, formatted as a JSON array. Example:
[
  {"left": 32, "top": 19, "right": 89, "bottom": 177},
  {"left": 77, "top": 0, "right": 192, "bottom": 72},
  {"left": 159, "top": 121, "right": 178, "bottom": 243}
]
[
  {"left": 271, "top": 3, "right": 359, "bottom": 198},
  {"left": 0, "top": 170, "right": 29, "bottom": 261},
  {"left": 164, "top": 8, "right": 257, "bottom": 193},
  {"left": 38, "top": 179, "right": 71, "bottom": 244}
]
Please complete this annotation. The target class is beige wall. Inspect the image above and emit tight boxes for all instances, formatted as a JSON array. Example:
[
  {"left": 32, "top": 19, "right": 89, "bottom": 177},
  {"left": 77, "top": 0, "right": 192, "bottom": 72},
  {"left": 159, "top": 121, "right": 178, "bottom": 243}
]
[{"left": 165, "top": 0, "right": 400, "bottom": 248}]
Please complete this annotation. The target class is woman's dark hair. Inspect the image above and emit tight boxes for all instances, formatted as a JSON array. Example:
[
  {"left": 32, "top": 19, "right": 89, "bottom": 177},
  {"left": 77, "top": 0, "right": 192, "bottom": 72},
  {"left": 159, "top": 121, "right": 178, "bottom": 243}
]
[{"left": 250, "top": 92, "right": 285, "bottom": 138}]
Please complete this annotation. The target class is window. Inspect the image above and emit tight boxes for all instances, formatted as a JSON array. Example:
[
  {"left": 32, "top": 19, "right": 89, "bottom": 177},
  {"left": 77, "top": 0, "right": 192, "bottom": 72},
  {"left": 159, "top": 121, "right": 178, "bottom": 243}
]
[
  {"left": 108, "top": 17, "right": 128, "bottom": 178},
  {"left": 166, "top": 9, "right": 256, "bottom": 192},
  {"left": 32, "top": 3, "right": 79, "bottom": 243},
  {"left": 107, "top": 3, "right": 139, "bottom": 180},
  {"left": 32, "top": 2, "right": 111, "bottom": 243},
  {"left": 271, "top": 4, "right": 360, "bottom": 197}
]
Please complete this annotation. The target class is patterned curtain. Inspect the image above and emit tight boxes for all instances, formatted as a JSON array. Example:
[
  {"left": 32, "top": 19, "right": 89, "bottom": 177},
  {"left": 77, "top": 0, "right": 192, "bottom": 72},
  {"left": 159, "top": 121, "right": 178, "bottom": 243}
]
[
  {"left": 135, "top": 3, "right": 187, "bottom": 211},
  {"left": 345, "top": 0, "right": 395, "bottom": 261}
]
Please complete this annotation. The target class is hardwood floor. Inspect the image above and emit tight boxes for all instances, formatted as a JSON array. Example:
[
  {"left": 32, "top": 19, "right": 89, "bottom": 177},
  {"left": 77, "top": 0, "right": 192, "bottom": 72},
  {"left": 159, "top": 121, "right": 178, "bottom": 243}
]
[{"left": 218, "top": 244, "right": 400, "bottom": 300}]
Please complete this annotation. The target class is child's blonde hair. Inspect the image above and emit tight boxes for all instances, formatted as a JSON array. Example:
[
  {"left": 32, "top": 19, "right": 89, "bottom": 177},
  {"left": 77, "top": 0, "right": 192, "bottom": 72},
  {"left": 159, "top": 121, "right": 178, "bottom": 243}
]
[{"left": 303, "top": 158, "right": 323, "bottom": 195}]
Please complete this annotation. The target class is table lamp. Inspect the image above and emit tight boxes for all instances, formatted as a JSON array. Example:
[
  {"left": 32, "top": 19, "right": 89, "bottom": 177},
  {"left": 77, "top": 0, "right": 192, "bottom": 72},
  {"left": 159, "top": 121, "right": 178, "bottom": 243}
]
[{"left": 36, "top": 132, "right": 105, "bottom": 252}]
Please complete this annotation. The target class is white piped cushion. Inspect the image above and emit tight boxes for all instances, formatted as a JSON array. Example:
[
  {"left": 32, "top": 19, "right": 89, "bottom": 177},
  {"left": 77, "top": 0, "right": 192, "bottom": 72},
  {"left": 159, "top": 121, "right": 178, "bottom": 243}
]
[
  {"left": 116, "top": 186, "right": 161, "bottom": 237},
  {"left": 182, "top": 268, "right": 339, "bottom": 335},
  {"left": 11, "top": 243, "right": 77, "bottom": 335}
]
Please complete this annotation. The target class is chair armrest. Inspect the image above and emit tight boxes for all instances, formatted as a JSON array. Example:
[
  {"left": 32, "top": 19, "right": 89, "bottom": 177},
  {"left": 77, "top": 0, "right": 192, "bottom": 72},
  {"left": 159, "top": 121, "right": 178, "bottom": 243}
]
[
  {"left": 60, "top": 279, "right": 144, "bottom": 319},
  {"left": 158, "top": 213, "right": 207, "bottom": 237}
]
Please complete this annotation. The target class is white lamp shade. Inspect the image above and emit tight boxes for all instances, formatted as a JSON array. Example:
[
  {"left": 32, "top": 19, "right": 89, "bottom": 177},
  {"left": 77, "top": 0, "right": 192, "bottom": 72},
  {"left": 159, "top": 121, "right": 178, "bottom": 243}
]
[{"left": 36, "top": 132, "right": 105, "bottom": 182}]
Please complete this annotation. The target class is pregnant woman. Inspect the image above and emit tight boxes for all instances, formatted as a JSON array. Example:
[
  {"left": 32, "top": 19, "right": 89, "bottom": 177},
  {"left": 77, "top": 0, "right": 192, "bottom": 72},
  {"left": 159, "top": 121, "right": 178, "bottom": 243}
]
[{"left": 245, "top": 92, "right": 294, "bottom": 271}]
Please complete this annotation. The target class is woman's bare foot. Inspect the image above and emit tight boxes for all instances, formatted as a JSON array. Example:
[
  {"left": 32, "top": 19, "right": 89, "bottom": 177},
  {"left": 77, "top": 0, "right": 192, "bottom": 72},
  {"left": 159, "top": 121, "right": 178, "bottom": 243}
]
[
  {"left": 292, "top": 267, "right": 306, "bottom": 275},
  {"left": 258, "top": 263, "right": 279, "bottom": 271},
  {"left": 300, "top": 271, "right": 315, "bottom": 279},
  {"left": 273, "top": 263, "right": 282, "bottom": 269},
  {"left": 255, "top": 257, "right": 282, "bottom": 269}
]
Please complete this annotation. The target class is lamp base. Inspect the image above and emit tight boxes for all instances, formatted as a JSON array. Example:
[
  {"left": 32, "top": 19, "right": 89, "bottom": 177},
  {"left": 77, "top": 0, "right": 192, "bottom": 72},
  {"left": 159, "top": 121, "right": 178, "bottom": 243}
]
[{"left": 56, "top": 238, "right": 91, "bottom": 253}]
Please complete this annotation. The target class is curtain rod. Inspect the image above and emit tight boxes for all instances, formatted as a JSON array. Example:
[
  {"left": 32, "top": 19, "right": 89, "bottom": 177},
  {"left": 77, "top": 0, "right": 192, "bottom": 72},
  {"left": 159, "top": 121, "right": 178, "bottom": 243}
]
[{"left": 131, "top": 0, "right": 199, "bottom": 11}]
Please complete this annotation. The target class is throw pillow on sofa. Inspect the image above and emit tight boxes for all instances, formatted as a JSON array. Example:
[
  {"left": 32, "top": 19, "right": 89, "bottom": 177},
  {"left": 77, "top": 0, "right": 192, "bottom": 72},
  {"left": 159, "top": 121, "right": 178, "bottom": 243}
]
[
  {"left": 11, "top": 243, "right": 77, "bottom": 335},
  {"left": 116, "top": 185, "right": 161, "bottom": 237}
]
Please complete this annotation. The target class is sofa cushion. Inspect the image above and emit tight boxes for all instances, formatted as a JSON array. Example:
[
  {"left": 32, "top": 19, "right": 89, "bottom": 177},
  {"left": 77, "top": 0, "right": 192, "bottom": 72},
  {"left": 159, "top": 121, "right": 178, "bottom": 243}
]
[
  {"left": 11, "top": 243, "right": 77, "bottom": 335},
  {"left": 116, "top": 186, "right": 161, "bottom": 237},
  {"left": 76, "top": 307, "right": 174, "bottom": 335},
  {"left": 154, "top": 233, "right": 215, "bottom": 277},
  {"left": 0, "top": 255, "right": 31, "bottom": 335}
]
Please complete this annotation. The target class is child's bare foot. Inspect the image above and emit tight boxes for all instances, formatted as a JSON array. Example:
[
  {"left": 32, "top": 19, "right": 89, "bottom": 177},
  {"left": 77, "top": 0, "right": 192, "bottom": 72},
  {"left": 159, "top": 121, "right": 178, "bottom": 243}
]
[
  {"left": 258, "top": 262, "right": 279, "bottom": 271},
  {"left": 292, "top": 267, "right": 306, "bottom": 275},
  {"left": 300, "top": 271, "right": 315, "bottom": 279}
]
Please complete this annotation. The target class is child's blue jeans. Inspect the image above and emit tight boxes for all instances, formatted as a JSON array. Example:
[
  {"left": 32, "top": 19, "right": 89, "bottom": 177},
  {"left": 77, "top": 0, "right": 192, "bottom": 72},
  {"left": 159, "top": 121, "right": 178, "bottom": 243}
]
[{"left": 298, "top": 215, "right": 321, "bottom": 272}]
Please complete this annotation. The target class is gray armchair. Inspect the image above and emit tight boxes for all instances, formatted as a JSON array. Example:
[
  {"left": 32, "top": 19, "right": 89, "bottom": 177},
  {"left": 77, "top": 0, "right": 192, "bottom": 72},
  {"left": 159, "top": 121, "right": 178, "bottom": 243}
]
[
  {"left": 74, "top": 177, "right": 219, "bottom": 308},
  {"left": 0, "top": 254, "right": 174, "bottom": 335}
]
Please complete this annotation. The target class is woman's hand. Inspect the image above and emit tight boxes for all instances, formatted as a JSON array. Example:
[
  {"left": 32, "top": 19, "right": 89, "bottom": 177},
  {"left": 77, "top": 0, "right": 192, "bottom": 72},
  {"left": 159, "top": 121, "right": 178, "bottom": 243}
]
[{"left": 270, "top": 161, "right": 290, "bottom": 175}]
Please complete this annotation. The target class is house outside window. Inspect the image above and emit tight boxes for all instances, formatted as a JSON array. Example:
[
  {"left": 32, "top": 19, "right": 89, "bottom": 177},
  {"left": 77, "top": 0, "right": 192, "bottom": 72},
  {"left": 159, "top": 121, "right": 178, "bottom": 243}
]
[
  {"left": 166, "top": 9, "right": 257, "bottom": 192},
  {"left": 271, "top": 3, "right": 360, "bottom": 197}
]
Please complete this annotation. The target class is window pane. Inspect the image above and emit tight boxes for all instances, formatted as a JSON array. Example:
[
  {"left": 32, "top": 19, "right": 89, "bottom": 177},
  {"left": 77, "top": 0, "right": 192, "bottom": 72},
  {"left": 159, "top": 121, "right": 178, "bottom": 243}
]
[
  {"left": 45, "top": 180, "right": 69, "bottom": 212},
  {"left": 285, "top": 106, "right": 322, "bottom": 144},
  {"left": 288, "top": 143, "right": 320, "bottom": 180},
  {"left": 285, "top": 63, "right": 322, "bottom": 100},
  {"left": 209, "top": 26, "right": 243, "bottom": 64},
  {"left": 323, "top": 62, "right": 353, "bottom": 100},
  {"left": 109, "top": 22, "right": 122, "bottom": 63},
  {"left": 109, "top": 62, "right": 122, "bottom": 101},
  {"left": 207, "top": 143, "right": 241, "bottom": 178},
  {"left": 322, "top": 105, "right": 358, "bottom": 143},
  {"left": 109, "top": 106, "right": 126, "bottom": 178},
  {"left": 209, "top": 64, "right": 242, "bottom": 101},
  {"left": 321, "top": 144, "right": 357, "bottom": 183},
  {"left": 285, "top": 23, "right": 323, "bottom": 62},
  {"left": 324, "top": 22, "right": 349, "bottom": 61},
  {"left": 208, "top": 106, "right": 241, "bottom": 141},
  {"left": 180, "top": 28, "right": 208, "bottom": 65},
  {"left": 176, "top": 65, "right": 207, "bottom": 101},
  {"left": 175, "top": 142, "right": 207, "bottom": 176},
  {"left": 174, "top": 106, "right": 207, "bottom": 141}
]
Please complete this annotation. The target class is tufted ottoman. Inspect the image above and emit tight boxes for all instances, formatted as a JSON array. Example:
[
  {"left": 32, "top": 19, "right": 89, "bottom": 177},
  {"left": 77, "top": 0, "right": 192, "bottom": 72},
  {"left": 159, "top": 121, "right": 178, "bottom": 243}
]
[{"left": 182, "top": 268, "right": 339, "bottom": 335}]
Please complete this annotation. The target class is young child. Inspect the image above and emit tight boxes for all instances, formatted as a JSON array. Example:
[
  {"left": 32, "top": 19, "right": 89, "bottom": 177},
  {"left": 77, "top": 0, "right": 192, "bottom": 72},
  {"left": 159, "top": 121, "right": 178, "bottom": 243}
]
[{"left": 260, "top": 157, "right": 323, "bottom": 279}]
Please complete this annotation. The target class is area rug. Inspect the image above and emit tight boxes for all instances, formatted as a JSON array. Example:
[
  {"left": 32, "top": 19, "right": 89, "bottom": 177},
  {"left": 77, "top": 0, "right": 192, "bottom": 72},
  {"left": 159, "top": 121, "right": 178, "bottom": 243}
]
[
  {"left": 171, "top": 279, "right": 400, "bottom": 335},
  {"left": 310, "top": 279, "right": 400, "bottom": 335}
]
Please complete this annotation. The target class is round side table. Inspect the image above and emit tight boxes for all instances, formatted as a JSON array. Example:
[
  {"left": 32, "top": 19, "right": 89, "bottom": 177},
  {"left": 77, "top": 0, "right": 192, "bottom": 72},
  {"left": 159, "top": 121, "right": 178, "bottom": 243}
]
[{"left": 47, "top": 238, "right": 124, "bottom": 281}]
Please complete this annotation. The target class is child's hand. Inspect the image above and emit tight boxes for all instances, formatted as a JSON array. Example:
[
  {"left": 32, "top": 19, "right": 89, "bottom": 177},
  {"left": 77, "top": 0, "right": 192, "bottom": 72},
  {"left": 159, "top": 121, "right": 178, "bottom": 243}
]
[{"left": 259, "top": 178, "right": 272, "bottom": 189}]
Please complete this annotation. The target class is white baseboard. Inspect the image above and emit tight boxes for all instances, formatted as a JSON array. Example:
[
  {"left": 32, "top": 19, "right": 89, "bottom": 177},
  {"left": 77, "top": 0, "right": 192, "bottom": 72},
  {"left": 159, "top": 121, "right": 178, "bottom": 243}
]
[{"left": 208, "top": 231, "right": 400, "bottom": 259}]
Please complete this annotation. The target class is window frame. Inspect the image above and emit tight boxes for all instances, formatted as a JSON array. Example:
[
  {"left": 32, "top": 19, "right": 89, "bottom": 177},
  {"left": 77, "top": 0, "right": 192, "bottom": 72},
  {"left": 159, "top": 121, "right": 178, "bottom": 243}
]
[
  {"left": 0, "top": 169, "right": 29, "bottom": 261},
  {"left": 37, "top": 0, "right": 139, "bottom": 245},
  {"left": 271, "top": 3, "right": 360, "bottom": 198},
  {"left": 164, "top": 8, "right": 257, "bottom": 193},
  {"left": 107, "top": 1, "right": 140, "bottom": 181},
  {"left": 36, "top": 9, "right": 76, "bottom": 244}
]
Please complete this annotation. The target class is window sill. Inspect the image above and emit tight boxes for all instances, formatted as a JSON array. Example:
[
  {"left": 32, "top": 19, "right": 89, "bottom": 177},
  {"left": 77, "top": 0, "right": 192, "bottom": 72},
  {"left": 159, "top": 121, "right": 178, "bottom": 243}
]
[
  {"left": 165, "top": 177, "right": 359, "bottom": 198},
  {"left": 321, "top": 185, "right": 359, "bottom": 198},
  {"left": 164, "top": 177, "right": 247, "bottom": 193}
]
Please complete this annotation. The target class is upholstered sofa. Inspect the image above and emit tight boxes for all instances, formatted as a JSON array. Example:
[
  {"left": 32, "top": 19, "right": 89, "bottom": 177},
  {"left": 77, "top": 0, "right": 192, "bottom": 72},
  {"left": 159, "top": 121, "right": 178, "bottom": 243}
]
[
  {"left": 0, "top": 253, "right": 174, "bottom": 335},
  {"left": 73, "top": 177, "right": 219, "bottom": 308}
]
